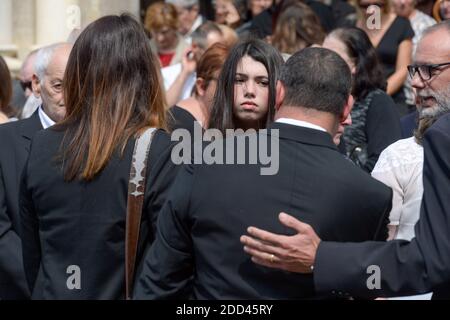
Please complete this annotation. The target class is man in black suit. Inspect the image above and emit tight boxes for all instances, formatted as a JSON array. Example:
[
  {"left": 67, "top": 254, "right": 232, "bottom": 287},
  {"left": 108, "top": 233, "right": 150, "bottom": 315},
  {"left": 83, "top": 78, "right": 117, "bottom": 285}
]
[
  {"left": 134, "top": 47, "right": 392, "bottom": 299},
  {"left": 0, "top": 43, "right": 71, "bottom": 299},
  {"left": 241, "top": 21, "right": 450, "bottom": 299}
]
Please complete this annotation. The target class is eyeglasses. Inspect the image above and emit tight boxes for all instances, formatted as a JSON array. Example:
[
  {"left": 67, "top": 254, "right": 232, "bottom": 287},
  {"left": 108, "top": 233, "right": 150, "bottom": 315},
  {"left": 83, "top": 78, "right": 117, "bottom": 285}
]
[
  {"left": 407, "top": 62, "right": 450, "bottom": 81},
  {"left": 20, "top": 81, "right": 32, "bottom": 92}
]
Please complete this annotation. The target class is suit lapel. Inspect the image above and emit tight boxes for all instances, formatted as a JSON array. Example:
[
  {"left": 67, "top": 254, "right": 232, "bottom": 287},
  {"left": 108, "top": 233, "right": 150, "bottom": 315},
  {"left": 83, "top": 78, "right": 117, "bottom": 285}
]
[{"left": 19, "top": 110, "right": 43, "bottom": 153}]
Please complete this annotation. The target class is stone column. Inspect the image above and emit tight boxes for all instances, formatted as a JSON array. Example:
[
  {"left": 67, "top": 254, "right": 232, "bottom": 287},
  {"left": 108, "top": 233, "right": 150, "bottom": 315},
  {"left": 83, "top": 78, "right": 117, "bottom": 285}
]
[
  {"left": 13, "top": 0, "right": 36, "bottom": 60},
  {"left": 0, "top": 0, "right": 15, "bottom": 51},
  {"left": 35, "top": 0, "right": 80, "bottom": 47}
]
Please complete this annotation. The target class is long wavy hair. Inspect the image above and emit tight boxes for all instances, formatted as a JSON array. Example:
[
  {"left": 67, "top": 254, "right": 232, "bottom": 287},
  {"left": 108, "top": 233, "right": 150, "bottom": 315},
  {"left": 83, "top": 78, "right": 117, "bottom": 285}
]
[
  {"left": 56, "top": 14, "right": 167, "bottom": 181},
  {"left": 272, "top": 2, "right": 325, "bottom": 54},
  {"left": 327, "top": 27, "right": 386, "bottom": 101}
]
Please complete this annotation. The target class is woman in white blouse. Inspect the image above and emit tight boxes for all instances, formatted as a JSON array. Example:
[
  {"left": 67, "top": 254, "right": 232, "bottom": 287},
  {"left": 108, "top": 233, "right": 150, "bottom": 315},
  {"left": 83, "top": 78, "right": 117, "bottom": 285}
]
[{"left": 372, "top": 116, "right": 439, "bottom": 299}]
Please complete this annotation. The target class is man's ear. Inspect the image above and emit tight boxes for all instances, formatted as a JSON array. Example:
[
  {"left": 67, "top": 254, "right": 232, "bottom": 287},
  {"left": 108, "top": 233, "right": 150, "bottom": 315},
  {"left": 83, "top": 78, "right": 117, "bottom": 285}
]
[
  {"left": 275, "top": 80, "right": 285, "bottom": 111},
  {"left": 32, "top": 74, "right": 41, "bottom": 98},
  {"left": 195, "top": 77, "right": 206, "bottom": 97},
  {"left": 340, "top": 94, "right": 354, "bottom": 123}
]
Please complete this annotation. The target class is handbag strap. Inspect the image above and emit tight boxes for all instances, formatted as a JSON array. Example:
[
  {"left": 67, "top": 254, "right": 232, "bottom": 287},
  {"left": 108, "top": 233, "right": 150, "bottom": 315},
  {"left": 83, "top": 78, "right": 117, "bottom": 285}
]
[{"left": 125, "top": 128, "right": 157, "bottom": 300}]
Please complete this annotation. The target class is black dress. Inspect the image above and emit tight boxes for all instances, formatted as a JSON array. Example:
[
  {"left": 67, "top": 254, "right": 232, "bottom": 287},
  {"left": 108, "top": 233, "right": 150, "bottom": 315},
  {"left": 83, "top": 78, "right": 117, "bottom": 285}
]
[
  {"left": 342, "top": 89, "right": 402, "bottom": 173},
  {"left": 375, "top": 16, "right": 414, "bottom": 113}
]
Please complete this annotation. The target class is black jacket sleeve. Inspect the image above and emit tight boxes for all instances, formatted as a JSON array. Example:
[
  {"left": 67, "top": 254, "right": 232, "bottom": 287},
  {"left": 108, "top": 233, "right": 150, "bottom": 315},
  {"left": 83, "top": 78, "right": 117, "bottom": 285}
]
[
  {"left": 134, "top": 163, "right": 195, "bottom": 299},
  {"left": 0, "top": 168, "right": 30, "bottom": 299},
  {"left": 19, "top": 157, "right": 42, "bottom": 295},
  {"left": 314, "top": 114, "right": 450, "bottom": 298}
]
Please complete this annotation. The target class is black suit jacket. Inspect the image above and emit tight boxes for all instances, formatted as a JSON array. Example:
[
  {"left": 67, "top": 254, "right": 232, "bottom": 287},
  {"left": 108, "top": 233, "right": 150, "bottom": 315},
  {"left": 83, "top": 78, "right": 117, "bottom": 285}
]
[
  {"left": 135, "top": 122, "right": 392, "bottom": 299},
  {"left": 314, "top": 113, "right": 450, "bottom": 299},
  {"left": 20, "top": 127, "right": 179, "bottom": 299},
  {"left": 0, "top": 111, "right": 42, "bottom": 300}
]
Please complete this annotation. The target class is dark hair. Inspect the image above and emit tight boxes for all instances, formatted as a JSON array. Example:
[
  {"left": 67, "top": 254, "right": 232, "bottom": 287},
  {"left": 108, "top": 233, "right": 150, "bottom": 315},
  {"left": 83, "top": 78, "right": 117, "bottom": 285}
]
[
  {"left": 208, "top": 39, "right": 284, "bottom": 133},
  {"left": 281, "top": 47, "right": 352, "bottom": 116},
  {"left": 57, "top": 14, "right": 167, "bottom": 181},
  {"left": 0, "top": 56, "right": 14, "bottom": 117},
  {"left": 191, "top": 21, "right": 223, "bottom": 50},
  {"left": 329, "top": 27, "right": 386, "bottom": 101},
  {"left": 272, "top": 2, "right": 325, "bottom": 54}
]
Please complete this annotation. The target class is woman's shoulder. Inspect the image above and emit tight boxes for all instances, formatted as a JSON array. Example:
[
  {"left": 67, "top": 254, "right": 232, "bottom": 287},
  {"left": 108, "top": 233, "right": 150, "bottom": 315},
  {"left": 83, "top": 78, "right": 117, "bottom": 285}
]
[
  {"left": 392, "top": 15, "right": 414, "bottom": 38},
  {"left": 368, "top": 89, "right": 396, "bottom": 106}
]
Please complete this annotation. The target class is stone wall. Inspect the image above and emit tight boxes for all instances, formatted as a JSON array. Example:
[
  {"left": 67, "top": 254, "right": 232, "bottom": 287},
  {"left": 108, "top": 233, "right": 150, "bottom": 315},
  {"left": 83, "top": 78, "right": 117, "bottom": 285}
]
[{"left": 1, "top": 0, "right": 140, "bottom": 71}]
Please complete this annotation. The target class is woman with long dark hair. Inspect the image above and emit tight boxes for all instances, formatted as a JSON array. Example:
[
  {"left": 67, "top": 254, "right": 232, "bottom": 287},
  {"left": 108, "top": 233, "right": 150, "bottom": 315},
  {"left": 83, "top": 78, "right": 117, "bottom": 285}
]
[
  {"left": 20, "top": 14, "right": 178, "bottom": 299},
  {"left": 208, "top": 39, "right": 284, "bottom": 133},
  {"left": 323, "top": 27, "right": 402, "bottom": 172}
]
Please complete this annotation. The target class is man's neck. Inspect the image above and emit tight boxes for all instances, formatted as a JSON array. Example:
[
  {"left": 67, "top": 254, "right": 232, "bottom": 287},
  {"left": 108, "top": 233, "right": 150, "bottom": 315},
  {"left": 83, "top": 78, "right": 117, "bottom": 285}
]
[{"left": 275, "top": 106, "right": 337, "bottom": 135}]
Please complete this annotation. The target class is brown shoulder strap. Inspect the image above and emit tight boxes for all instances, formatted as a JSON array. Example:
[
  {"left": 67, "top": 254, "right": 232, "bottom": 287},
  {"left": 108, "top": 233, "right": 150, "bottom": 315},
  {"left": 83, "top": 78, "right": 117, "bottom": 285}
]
[{"left": 125, "top": 128, "right": 157, "bottom": 300}]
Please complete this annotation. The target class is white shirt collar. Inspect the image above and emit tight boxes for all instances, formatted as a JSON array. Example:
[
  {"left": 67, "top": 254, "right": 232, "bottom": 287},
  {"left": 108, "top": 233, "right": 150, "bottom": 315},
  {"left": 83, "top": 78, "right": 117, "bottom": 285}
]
[
  {"left": 276, "top": 118, "right": 327, "bottom": 132},
  {"left": 38, "top": 106, "right": 56, "bottom": 129}
]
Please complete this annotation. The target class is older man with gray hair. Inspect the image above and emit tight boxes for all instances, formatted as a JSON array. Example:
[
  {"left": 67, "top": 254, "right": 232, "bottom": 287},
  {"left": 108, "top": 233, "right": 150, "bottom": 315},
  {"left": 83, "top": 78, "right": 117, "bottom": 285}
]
[
  {"left": 166, "top": 0, "right": 204, "bottom": 43},
  {"left": 0, "top": 42, "right": 72, "bottom": 300}
]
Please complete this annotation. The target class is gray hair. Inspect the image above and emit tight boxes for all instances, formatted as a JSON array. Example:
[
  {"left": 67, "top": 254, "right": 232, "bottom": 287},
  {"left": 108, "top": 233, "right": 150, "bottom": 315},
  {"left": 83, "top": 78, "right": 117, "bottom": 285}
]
[
  {"left": 34, "top": 43, "right": 68, "bottom": 83},
  {"left": 421, "top": 19, "right": 450, "bottom": 38},
  {"left": 166, "top": 0, "right": 199, "bottom": 8}
]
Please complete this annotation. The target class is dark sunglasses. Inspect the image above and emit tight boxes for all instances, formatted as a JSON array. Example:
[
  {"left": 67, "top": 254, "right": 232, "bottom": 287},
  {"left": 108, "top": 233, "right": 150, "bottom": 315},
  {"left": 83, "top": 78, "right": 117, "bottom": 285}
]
[
  {"left": 407, "top": 62, "right": 450, "bottom": 81},
  {"left": 20, "top": 81, "right": 32, "bottom": 92}
]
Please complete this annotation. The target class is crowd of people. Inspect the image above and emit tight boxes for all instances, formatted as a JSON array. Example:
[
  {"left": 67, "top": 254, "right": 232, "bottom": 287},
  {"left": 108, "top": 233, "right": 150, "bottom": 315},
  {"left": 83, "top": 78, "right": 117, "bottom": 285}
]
[{"left": 0, "top": 0, "right": 449, "bottom": 300}]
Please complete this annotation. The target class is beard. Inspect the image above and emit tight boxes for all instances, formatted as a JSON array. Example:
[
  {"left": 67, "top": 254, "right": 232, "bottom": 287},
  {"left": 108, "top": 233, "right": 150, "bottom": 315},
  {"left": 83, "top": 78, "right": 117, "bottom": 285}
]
[
  {"left": 417, "top": 86, "right": 450, "bottom": 120},
  {"left": 414, "top": 86, "right": 450, "bottom": 145}
]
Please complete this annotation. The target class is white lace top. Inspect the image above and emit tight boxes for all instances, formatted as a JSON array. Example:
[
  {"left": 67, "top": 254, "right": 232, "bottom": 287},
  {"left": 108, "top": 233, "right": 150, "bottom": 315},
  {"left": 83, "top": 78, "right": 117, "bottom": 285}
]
[{"left": 372, "top": 137, "right": 424, "bottom": 241}]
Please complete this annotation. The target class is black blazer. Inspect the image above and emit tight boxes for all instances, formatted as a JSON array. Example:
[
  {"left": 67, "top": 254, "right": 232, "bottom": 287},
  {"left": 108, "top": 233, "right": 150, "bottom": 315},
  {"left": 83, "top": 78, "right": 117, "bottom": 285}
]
[
  {"left": 135, "top": 122, "right": 392, "bottom": 299},
  {"left": 314, "top": 113, "right": 450, "bottom": 299},
  {"left": 20, "top": 127, "right": 179, "bottom": 299},
  {"left": 0, "top": 111, "right": 42, "bottom": 300}
]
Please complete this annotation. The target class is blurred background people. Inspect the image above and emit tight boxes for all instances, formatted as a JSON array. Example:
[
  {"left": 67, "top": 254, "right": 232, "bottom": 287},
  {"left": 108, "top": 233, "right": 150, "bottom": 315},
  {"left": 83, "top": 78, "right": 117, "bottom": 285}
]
[
  {"left": 214, "top": 0, "right": 249, "bottom": 30},
  {"left": 355, "top": 0, "right": 414, "bottom": 116},
  {"left": 145, "top": 1, "right": 190, "bottom": 68},
  {"left": 164, "top": 21, "right": 225, "bottom": 107},
  {"left": 167, "top": 0, "right": 205, "bottom": 44},
  {"left": 323, "top": 27, "right": 401, "bottom": 172},
  {"left": 272, "top": 2, "right": 326, "bottom": 54},
  {"left": 434, "top": 0, "right": 450, "bottom": 21}
]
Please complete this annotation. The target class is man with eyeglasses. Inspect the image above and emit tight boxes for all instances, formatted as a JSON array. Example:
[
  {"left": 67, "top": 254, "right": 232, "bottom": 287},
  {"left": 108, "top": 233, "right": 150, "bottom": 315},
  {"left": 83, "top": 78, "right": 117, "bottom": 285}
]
[
  {"left": 241, "top": 20, "right": 450, "bottom": 299},
  {"left": 0, "top": 43, "right": 72, "bottom": 300}
]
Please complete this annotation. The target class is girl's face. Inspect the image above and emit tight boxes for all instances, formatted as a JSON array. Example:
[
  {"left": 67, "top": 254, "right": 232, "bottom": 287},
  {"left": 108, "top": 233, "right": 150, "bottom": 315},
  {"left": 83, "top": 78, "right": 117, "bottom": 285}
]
[
  {"left": 322, "top": 36, "right": 356, "bottom": 75},
  {"left": 233, "top": 55, "right": 270, "bottom": 129}
]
